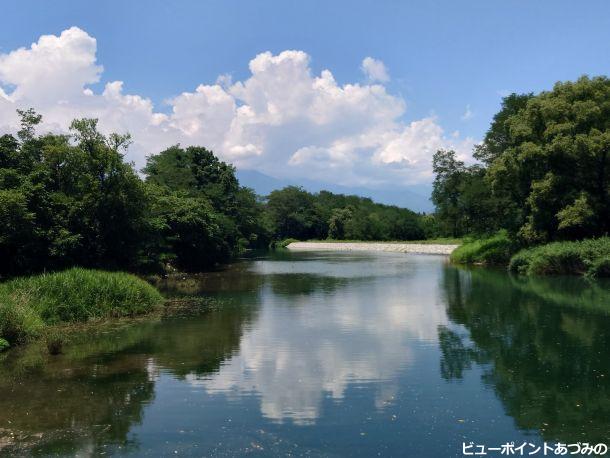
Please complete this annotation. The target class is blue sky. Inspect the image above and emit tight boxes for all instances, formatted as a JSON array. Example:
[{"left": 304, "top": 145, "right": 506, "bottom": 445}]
[{"left": 1, "top": 1, "right": 609, "bottom": 209}]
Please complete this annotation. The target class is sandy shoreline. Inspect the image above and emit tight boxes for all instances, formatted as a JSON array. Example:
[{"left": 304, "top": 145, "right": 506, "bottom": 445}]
[{"left": 286, "top": 241, "right": 459, "bottom": 255}]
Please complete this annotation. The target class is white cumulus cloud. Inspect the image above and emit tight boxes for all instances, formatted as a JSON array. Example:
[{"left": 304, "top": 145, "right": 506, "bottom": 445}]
[
  {"left": 0, "top": 27, "right": 474, "bottom": 186},
  {"left": 361, "top": 56, "right": 390, "bottom": 83}
]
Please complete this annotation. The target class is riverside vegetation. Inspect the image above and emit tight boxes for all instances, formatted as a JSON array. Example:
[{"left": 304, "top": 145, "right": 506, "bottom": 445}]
[
  {"left": 433, "top": 76, "right": 610, "bottom": 276},
  {"left": 0, "top": 110, "right": 428, "bottom": 350},
  {"left": 0, "top": 109, "right": 430, "bottom": 280},
  {"left": 0, "top": 268, "right": 163, "bottom": 350},
  {"left": 1, "top": 74, "right": 609, "bottom": 351}
]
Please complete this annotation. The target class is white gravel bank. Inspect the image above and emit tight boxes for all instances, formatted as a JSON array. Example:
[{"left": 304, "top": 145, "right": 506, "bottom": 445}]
[{"left": 286, "top": 242, "right": 458, "bottom": 255}]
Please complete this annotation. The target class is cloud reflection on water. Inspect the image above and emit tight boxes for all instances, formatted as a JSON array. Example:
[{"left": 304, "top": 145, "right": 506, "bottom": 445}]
[{"left": 187, "top": 253, "right": 449, "bottom": 424}]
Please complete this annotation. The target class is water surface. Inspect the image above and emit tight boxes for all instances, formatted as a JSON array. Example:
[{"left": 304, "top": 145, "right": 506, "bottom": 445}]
[{"left": 1, "top": 251, "right": 609, "bottom": 456}]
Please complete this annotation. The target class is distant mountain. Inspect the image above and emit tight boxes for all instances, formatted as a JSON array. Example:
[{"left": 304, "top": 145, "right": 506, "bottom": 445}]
[{"left": 236, "top": 169, "right": 434, "bottom": 213}]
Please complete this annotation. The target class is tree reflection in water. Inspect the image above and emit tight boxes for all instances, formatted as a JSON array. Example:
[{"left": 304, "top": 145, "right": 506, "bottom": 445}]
[
  {"left": 439, "top": 266, "right": 610, "bottom": 444},
  {"left": 0, "top": 301, "right": 258, "bottom": 455}
]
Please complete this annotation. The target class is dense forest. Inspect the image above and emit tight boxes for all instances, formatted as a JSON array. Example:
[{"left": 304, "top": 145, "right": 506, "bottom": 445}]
[
  {"left": 430, "top": 76, "right": 610, "bottom": 275},
  {"left": 266, "top": 186, "right": 425, "bottom": 242},
  {"left": 0, "top": 110, "right": 427, "bottom": 277},
  {"left": 431, "top": 76, "right": 609, "bottom": 243},
  {"left": 0, "top": 111, "right": 265, "bottom": 276}
]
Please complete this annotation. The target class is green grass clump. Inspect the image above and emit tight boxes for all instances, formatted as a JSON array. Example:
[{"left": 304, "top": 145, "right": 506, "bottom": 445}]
[
  {"left": 508, "top": 237, "right": 610, "bottom": 277},
  {"left": 450, "top": 231, "right": 515, "bottom": 265},
  {"left": 589, "top": 256, "right": 610, "bottom": 278},
  {"left": 0, "top": 268, "right": 164, "bottom": 347},
  {"left": 270, "top": 238, "right": 300, "bottom": 249}
]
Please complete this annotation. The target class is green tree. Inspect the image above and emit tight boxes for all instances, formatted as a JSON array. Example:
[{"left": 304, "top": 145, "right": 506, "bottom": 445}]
[
  {"left": 328, "top": 207, "right": 353, "bottom": 239},
  {"left": 486, "top": 76, "right": 610, "bottom": 242},
  {"left": 143, "top": 145, "right": 269, "bottom": 253},
  {"left": 431, "top": 150, "right": 467, "bottom": 237},
  {"left": 432, "top": 76, "right": 610, "bottom": 244},
  {"left": 266, "top": 186, "right": 323, "bottom": 240},
  {"left": 0, "top": 111, "right": 154, "bottom": 275}
]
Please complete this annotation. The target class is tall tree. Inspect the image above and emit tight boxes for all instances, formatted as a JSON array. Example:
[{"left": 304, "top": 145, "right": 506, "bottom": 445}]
[{"left": 486, "top": 76, "right": 610, "bottom": 242}]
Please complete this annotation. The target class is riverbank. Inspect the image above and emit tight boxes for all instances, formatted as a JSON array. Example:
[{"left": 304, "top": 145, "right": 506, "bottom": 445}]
[
  {"left": 287, "top": 241, "right": 459, "bottom": 255},
  {"left": 509, "top": 237, "right": 610, "bottom": 277},
  {"left": 0, "top": 268, "right": 164, "bottom": 352},
  {"left": 451, "top": 234, "right": 610, "bottom": 278}
]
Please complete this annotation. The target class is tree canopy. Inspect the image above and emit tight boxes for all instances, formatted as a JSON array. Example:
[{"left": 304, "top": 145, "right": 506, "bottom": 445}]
[
  {"left": 0, "top": 112, "right": 270, "bottom": 276},
  {"left": 266, "top": 187, "right": 426, "bottom": 242},
  {"left": 431, "top": 76, "right": 610, "bottom": 244},
  {"left": 0, "top": 110, "right": 428, "bottom": 277}
]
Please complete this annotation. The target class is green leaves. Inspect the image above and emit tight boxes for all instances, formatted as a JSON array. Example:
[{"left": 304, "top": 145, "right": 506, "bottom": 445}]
[{"left": 433, "top": 75, "right": 610, "bottom": 245}]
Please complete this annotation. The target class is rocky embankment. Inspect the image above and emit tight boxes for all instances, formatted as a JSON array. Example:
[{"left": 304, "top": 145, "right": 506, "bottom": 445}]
[{"left": 286, "top": 242, "right": 458, "bottom": 255}]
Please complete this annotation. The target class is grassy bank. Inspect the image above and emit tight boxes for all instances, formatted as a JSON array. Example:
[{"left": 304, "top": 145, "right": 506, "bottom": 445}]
[
  {"left": 450, "top": 232, "right": 515, "bottom": 265},
  {"left": 0, "top": 268, "right": 164, "bottom": 350},
  {"left": 451, "top": 234, "right": 610, "bottom": 278},
  {"left": 509, "top": 237, "right": 610, "bottom": 278}
]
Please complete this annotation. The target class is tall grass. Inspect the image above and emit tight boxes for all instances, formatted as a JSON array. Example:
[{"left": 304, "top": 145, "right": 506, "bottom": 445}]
[
  {"left": 0, "top": 268, "right": 164, "bottom": 348},
  {"left": 450, "top": 231, "right": 515, "bottom": 265},
  {"left": 509, "top": 237, "right": 610, "bottom": 277}
]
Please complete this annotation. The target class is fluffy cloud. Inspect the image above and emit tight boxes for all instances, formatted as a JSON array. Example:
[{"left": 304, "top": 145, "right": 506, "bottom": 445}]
[
  {"left": 361, "top": 56, "right": 390, "bottom": 83},
  {"left": 0, "top": 27, "right": 474, "bottom": 185}
]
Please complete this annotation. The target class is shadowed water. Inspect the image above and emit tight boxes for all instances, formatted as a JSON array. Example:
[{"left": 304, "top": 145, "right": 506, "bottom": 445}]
[{"left": 0, "top": 251, "right": 609, "bottom": 456}]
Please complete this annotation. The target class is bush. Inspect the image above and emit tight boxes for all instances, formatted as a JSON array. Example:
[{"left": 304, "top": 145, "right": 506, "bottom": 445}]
[
  {"left": 270, "top": 238, "right": 299, "bottom": 249},
  {"left": 508, "top": 237, "right": 610, "bottom": 277},
  {"left": 507, "top": 250, "right": 535, "bottom": 275},
  {"left": 588, "top": 256, "right": 610, "bottom": 278},
  {"left": 450, "top": 231, "right": 515, "bottom": 265},
  {"left": 0, "top": 294, "right": 45, "bottom": 345},
  {"left": 0, "top": 268, "right": 164, "bottom": 347}
]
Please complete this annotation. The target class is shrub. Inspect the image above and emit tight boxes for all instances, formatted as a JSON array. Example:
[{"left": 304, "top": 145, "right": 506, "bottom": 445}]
[
  {"left": 508, "top": 251, "right": 535, "bottom": 275},
  {"left": 450, "top": 231, "right": 515, "bottom": 265},
  {"left": 0, "top": 268, "right": 164, "bottom": 347},
  {"left": 0, "top": 338, "right": 9, "bottom": 352},
  {"left": 508, "top": 237, "right": 610, "bottom": 277},
  {"left": 586, "top": 256, "right": 610, "bottom": 279},
  {"left": 270, "top": 238, "right": 299, "bottom": 249},
  {"left": 0, "top": 294, "right": 45, "bottom": 345}
]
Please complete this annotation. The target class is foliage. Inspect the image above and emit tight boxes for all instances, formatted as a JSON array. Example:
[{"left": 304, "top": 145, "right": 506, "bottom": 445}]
[
  {"left": 0, "top": 114, "right": 153, "bottom": 275},
  {"left": 143, "top": 145, "right": 272, "bottom": 269},
  {"left": 269, "top": 238, "right": 300, "bottom": 249},
  {"left": 265, "top": 187, "right": 426, "bottom": 242},
  {"left": 489, "top": 77, "right": 610, "bottom": 243},
  {"left": 432, "top": 150, "right": 498, "bottom": 237},
  {"left": 0, "top": 109, "right": 433, "bottom": 277},
  {"left": 450, "top": 231, "right": 515, "bottom": 265},
  {"left": 0, "top": 268, "right": 164, "bottom": 346},
  {"left": 589, "top": 256, "right": 610, "bottom": 278},
  {"left": 432, "top": 76, "right": 610, "bottom": 244},
  {"left": 508, "top": 237, "right": 610, "bottom": 277},
  {"left": 0, "top": 111, "right": 273, "bottom": 276},
  {"left": 432, "top": 76, "right": 610, "bottom": 276}
]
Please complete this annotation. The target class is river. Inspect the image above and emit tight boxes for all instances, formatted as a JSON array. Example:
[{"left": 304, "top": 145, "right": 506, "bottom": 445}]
[{"left": 1, "top": 250, "right": 609, "bottom": 456}]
